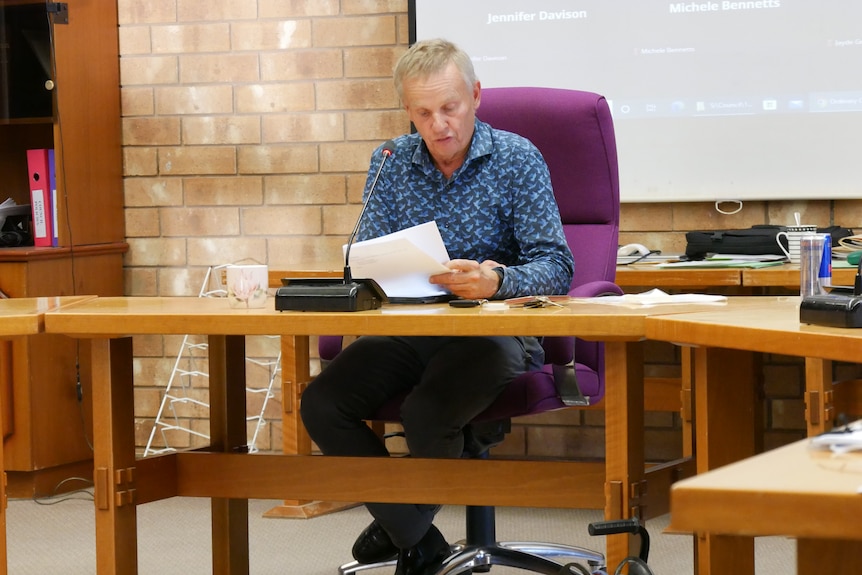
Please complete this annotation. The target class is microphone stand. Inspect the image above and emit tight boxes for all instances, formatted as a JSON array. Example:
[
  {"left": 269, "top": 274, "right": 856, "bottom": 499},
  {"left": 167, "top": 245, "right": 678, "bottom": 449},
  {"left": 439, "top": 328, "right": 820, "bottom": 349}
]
[
  {"left": 342, "top": 145, "right": 394, "bottom": 285},
  {"left": 275, "top": 142, "right": 395, "bottom": 312}
]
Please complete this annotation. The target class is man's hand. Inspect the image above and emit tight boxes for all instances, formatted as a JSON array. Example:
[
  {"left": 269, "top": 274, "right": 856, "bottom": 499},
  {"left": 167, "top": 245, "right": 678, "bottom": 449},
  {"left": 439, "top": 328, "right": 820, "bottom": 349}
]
[{"left": 430, "top": 259, "right": 505, "bottom": 299}]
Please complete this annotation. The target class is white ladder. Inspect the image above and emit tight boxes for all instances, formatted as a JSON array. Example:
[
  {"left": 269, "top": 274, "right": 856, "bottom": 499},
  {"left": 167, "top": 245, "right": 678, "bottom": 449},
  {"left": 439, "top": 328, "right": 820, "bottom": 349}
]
[{"left": 143, "top": 265, "right": 280, "bottom": 457}]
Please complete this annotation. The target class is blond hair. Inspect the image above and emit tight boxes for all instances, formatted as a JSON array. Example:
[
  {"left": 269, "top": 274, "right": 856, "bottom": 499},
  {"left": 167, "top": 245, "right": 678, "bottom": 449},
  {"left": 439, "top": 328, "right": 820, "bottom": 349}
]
[{"left": 393, "top": 38, "right": 478, "bottom": 103}]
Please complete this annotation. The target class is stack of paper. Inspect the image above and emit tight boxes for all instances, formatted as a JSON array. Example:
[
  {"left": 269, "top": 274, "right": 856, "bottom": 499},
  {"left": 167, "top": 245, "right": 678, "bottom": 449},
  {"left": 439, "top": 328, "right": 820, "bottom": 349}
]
[
  {"left": 345, "top": 221, "right": 452, "bottom": 299},
  {"left": 575, "top": 288, "right": 727, "bottom": 306},
  {"left": 657, "top": 254, "right": 786, "bottom": 269},
  {"left": 810, "top": 423, "right": 862, "bottom": 454}
]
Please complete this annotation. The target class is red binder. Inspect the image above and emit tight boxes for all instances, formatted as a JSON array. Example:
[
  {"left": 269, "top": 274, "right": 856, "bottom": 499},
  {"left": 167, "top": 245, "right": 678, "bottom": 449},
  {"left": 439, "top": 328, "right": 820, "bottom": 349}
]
[{"left": 26, "top": 148, "right": 53, "bottom": 247}]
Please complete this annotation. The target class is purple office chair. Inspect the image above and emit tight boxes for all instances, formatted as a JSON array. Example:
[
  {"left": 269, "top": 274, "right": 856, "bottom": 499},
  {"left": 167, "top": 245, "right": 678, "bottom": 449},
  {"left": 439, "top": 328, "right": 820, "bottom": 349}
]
[{"left": 332, "top": 87, "right": 622, "bottom": 575}]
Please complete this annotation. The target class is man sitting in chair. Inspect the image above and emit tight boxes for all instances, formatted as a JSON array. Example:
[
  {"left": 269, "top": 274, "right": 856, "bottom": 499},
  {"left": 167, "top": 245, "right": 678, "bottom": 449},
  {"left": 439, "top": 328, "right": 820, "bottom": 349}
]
[{"left": 300, "top": 38, "right": 574, "bottom": 575}]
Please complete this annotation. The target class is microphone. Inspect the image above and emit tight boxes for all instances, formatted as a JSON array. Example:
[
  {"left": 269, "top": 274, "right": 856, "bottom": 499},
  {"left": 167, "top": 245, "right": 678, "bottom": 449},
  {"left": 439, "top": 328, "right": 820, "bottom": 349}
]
[
  {"left": 799, "top": 250, "right": 862, "bottom": 328},
  {"left": 275, "top": 140, "right": 396, "bottom": 312}
]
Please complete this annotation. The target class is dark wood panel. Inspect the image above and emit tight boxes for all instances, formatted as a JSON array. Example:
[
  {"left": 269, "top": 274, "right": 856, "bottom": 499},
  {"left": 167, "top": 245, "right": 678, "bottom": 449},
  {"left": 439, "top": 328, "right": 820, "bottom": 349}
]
[{"left": 51, "top": 0, "right": 123, "bottom": 246}]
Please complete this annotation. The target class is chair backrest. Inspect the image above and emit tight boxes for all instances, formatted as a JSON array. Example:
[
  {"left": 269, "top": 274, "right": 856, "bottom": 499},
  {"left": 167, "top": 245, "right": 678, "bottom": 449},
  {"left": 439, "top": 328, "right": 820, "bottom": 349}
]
[
  {"left": 477, "top": 87, "right": 620, "bottom": 402},
  {"left": 476, "top": 87, "right": 620, "bottom": 291}
]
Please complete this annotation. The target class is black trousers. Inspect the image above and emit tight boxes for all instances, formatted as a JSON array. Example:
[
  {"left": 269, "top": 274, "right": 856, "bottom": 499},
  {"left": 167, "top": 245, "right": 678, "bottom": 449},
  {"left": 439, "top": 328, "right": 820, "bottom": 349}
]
[{"left": 300, "top": 335, "right": 543, "bottom": 548}]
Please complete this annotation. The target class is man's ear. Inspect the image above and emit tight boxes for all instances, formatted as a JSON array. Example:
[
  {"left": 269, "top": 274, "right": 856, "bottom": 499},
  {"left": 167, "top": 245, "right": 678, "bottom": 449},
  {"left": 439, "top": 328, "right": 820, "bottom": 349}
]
[{"left": 473, "top": 81, "right": 482, "bottom": 109}]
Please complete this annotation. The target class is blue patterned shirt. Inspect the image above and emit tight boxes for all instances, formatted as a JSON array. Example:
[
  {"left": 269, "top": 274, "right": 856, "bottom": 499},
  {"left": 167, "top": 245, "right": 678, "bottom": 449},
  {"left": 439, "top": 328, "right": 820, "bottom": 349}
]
[{"left": 358, "top": 119, "right": 574, "bottom": 298}]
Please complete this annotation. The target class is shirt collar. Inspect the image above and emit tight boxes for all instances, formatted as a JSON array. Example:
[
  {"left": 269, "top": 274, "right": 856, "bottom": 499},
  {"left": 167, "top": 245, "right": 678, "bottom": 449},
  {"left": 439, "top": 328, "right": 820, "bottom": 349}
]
[{"left": 410, "top": 118, "right": 493, "bottom": 178}]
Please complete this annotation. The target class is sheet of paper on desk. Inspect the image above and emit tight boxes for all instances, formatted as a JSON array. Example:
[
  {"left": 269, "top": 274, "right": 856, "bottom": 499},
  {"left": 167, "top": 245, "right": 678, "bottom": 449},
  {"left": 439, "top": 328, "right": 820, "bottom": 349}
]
[
  {"left": 616, "top": 253, "right": 680, "bottom": 265},
  {"left": 833, "top": 259, "right": 857, "bottom": 268},
  {"left": 657, "top": 255, "right": 785, "bottom": 269},
  {"left": 810, "top": 426, "right": 862, "bottom": 454},
  {"left": 345, "top": 221, "right": 452, "bottom": 298},
  {"left": 706, "top": 254, "right": 786, "bottom": 262},
  {"left": 577, "top": 288, "right": 727, "bottom": 306}
]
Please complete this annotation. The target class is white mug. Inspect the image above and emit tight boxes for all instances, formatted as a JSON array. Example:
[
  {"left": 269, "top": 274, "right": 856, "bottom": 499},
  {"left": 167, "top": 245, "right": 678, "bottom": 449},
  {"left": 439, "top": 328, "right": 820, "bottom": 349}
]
[
  {"left": 226, "top": 264, "right": 268, "bottom": 308},
  {"left": 776, "top": 225, "right": 817, "bottom": 264}
]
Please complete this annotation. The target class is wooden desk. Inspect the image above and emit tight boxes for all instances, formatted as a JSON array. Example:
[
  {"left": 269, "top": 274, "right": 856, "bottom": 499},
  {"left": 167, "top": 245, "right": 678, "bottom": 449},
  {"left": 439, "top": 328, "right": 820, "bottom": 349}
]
[
  {"left": 670, "top": 437, "right": 862, "bottom": 572},
  {"left": 43, "top": 295, "right": 738, "bottom": 574},
  {"left": 646, "top": 297, "right": 862, "bottom": 575},
  {"left": 621, "top": 264, "right": 860, "bottom": 435},
  {"left": 616, "top": 264, "right": 856, "bottom": 290},
  {"left": 266, "top": 264, "right": 838, "bottom": 521},
  {"left": 615, "top": 266, "right": 742, "bottom": 289},
  {"left": 0, "top": 296, "right": 93, "bottom": 575},
  {"left": 741, "top": 264, "right": 857, "bottom": 288},
  {"left": 616, "top": 262, "right": 857, "bottom": 290},
  {"left": 267, "top": 268, "right": 700, "bottom": 520},
  {"left": 0, "top": 297, "right": 63, "bottom": 335}
]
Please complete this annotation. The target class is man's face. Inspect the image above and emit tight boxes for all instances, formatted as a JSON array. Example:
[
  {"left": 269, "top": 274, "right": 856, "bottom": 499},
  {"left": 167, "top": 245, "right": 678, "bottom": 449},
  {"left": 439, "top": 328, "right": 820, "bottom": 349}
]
[{"left": 402, "top": 62, "right": 481, "bottom": 173}]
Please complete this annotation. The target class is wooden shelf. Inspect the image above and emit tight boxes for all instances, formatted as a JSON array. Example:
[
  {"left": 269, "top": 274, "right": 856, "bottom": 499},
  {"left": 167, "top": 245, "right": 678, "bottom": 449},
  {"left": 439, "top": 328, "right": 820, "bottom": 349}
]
[
  {"left": 0, "top": 117, "right": 53, "bottom": 126},
  {"left": 0, "top": 0, "right": 125, "bottom": 496}
]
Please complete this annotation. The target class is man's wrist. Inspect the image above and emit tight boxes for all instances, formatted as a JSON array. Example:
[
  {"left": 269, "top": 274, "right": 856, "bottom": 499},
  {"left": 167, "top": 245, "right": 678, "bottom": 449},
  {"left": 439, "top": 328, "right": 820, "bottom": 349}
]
[{"left": 492, "top": 266, "right": 505, "bottom": 293}]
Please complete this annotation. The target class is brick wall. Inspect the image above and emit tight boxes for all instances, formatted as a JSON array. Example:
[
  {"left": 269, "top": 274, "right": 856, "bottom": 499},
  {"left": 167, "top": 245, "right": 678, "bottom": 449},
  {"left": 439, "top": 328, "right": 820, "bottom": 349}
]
[{"left": 117, "top": 0, "right": 862, "bottom": 457}]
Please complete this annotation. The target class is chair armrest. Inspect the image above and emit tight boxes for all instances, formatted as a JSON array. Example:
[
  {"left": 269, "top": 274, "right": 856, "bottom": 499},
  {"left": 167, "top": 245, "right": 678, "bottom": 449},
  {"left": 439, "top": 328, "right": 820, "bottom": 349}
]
[
  {"left": 546, "top": 281, "right": 622, "bottom": 406},
  {"left": 537, "top": 280, "right": 622, "bottom": 365},
  {"left": 318, "top": 335, "right": 344, "bottom": 364},
  {"left": 569, "top": 280, "right": 623, "bottom": 299}
]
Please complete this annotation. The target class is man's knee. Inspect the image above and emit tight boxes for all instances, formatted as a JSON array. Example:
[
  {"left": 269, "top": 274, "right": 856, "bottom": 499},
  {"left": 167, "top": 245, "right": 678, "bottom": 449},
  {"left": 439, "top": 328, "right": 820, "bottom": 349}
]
[{"left": 299, "top": 378, "right": 331, "bottom": 435}]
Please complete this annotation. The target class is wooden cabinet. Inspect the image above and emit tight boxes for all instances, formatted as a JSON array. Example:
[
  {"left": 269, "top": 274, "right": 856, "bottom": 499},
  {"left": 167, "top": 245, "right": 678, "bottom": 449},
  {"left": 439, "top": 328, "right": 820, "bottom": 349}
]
[{"left": 0, "top": 0, "right": 125, "bottom": 496}]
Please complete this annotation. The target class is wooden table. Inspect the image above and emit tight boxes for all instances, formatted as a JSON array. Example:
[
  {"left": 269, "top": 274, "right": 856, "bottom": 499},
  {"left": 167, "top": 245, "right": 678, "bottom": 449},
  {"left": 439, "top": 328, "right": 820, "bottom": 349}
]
[
  {"left": 266, "top": 264, "right": 855, "bottom": 522},
  {"left": 740, "top": 263, "right": 857, "bottom": 289},
  {"left": 0, "top": 296, "right": 94, "bottom": 575},
  {"left": 43, "top": 295, "right": 740, "bottom": 575},
  {"left": 620, "top": 264, "right": 860, "bottom": 437},
  {"left": 267, "top": 267, "right": 709, "bottom": 521},
  {"left": 615, "top": 265, "right": 743, "bottom": 289},
  {"left": 669, "top": 437, "right": 862, "bottom": 573},
  {"left": 646, "top": 297, "right": 862, "bottom": 575},
  {"left": 616, "top": 262, "right": 857, "bottom": 290}
]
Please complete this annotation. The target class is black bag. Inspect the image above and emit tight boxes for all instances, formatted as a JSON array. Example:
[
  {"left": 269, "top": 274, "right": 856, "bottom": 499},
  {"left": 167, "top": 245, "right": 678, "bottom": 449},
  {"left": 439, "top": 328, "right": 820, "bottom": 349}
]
[
  {"left": 684, "top": 225, "right": 855, "bottom": 259},
  {"left": 819, "top": 225, "right": 855, "bottom": 245},
  {"left": 684, "top": 225, "right": 786, "bottom": 259}
]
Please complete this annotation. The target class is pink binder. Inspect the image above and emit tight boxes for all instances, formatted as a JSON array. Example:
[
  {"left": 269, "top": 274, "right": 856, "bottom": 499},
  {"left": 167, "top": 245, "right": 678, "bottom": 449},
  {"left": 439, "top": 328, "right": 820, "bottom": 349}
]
[{"left": 26, "top": 148, "right": 54, "bottom": 247}]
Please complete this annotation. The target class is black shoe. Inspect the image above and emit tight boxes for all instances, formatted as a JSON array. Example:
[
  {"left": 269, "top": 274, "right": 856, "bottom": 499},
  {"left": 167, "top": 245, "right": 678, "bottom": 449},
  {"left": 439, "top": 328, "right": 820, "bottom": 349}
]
[
  {"left": 352, "top": 520, "right": 398, "bottom": 564},
  {"left": 394, "top": 525, "right": 450, "bottom": 575}
]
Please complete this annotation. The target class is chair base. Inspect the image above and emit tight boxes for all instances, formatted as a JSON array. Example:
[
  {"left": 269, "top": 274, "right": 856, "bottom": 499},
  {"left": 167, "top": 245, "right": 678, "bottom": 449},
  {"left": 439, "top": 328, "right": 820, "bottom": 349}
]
[
  {"left": 338, "top": 541, "right": 606, "bottom": 575},
  {"left": 338, "top": 557, "right": 396, "bottom": 575}
]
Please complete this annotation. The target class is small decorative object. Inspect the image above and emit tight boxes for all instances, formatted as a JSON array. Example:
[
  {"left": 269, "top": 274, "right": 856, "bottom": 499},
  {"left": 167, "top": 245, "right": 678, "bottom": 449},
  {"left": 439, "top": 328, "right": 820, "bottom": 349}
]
[{"left": 226, "top": 264, "right": 268, "bottom": 308}]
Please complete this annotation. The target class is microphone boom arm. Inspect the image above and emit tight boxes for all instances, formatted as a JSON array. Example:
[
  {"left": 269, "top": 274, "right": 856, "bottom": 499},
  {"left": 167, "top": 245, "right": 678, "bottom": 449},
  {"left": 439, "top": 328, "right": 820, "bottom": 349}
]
[{"left": 343, "top": 144, "right": 394, "bottom": 283}]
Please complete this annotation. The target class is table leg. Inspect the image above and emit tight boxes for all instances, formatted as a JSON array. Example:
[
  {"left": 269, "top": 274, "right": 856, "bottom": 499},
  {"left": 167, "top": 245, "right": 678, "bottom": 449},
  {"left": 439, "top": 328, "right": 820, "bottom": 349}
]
[
  {"left": 681, "top": 346, "right": 695, "bottom": 459},
  {"left": 692, "top": 346, "right": 757, "bottom": 575},
  {"left": 805, "top": 358, "right": 834, "bottom": 436},
  {"left": 798, "top": 538, "right": 862, "bottom": 571},
  {"left": 264, "top": 335, "right": 356, "bottom": 519},
  {"left": 603, "top": 340, "right": 645, "bottom": 567},
  {"left": 0, "top": 340, "right": 9, "bottom": 575},
  {"left": 208, "top": 335, "right": 250, "bottom": 575},
  {"left": 91, "top": 337, "right": 138, "bottom": 575}
]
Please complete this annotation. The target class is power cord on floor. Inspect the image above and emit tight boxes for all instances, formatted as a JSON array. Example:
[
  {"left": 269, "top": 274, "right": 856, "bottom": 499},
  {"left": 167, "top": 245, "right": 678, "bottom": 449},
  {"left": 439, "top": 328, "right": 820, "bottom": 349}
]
[
  {"left": 75, "top": 340, "right": 93, "bottom": 452},
  {"left": 33, "top": 477, "right": 94, "bottom": 506}
]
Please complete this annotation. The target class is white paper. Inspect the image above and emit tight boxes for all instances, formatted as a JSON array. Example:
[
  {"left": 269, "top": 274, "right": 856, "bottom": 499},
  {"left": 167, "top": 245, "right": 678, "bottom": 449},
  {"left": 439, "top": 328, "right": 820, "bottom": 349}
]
[
  {"left": 705, "top": 254, "right": 786, "bottom": 262},
  {"left": 656, "top": 258, "right": 784, "bottom": 269},
  {"left": 577, "top": 288, "right": 727, "bottom": 306},
  {"left": 810, "top": 423, "right": 862, "bottom": 454},
  {"left": 344, "top": 221, "right": 452, "bottom": 299}
]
